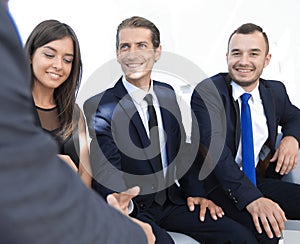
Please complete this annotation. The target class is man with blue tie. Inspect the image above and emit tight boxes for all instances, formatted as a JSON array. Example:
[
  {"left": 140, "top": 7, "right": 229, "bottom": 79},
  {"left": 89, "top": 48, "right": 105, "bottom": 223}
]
[
  {"left": 84, "top": 16, "right": 257, "bottom": 243},
  {"left": 191, "top": 23, "right": 300, "bottom": 243}
]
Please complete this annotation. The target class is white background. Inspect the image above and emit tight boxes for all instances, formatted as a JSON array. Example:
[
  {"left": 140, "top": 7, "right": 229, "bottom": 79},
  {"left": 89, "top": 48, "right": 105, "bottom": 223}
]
[{"left": 8, "top": 0, "right": 300, "bottom": 109}]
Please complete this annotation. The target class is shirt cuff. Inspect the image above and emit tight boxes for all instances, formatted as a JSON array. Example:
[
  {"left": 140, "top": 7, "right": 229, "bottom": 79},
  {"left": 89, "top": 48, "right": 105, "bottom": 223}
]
[{"left": 128, "top": 199, "right": 134, "bottom": 214}]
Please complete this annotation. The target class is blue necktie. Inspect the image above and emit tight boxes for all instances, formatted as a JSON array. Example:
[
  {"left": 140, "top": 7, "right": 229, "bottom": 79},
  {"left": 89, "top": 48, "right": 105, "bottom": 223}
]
[{"left": 241, "top": 93, "right": 256, "bottom": 185}]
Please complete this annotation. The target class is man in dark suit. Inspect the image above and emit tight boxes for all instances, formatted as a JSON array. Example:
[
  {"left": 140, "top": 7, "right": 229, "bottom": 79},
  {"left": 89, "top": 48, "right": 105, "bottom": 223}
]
[
  {"left": 191, "top": 23, "right": 300, "bottom": 243},
  {"left": 84, "top": 16, "right": 257, "bottom": 243},
  {"left": 0, "top": 2, "right": 153, "bottom": 243}
]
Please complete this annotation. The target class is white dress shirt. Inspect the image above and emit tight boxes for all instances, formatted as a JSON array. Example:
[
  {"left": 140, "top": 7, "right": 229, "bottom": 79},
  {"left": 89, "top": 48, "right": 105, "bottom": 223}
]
[{"left": 231, "top": 81, "right": 269, "bottom": 168}]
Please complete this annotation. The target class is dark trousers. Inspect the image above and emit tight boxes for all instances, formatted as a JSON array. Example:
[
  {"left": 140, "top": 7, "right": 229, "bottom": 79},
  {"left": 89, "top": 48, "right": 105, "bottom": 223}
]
[
  {"left": 209, "top": 178, "right": 300, "bottom": 243},
  {"left": 136, "top": 199, "right": 257, "bottom": 244}
]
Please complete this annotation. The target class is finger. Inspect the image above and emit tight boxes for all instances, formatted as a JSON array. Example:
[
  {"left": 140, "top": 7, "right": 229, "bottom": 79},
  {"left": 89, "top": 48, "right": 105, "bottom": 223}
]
[
  {"left": 106, "top": 194, "right": 120, "bottom": 211},
  {"left": 119, "top": 186, "right": 140, "bottom": 204},
  {"left": 274, "top": 211, "right": 286, "bottom": 234},
  {"left": 276, "top": 206, "right": 287, "bottom": 224},
  {"left": 284, "top": 158, "right": 294, "bottom": 175},
  {"left": 260, "top": 216, "right": 273, "bottom": 239},
  {"left": 199, "top": 204, "right": 208, "bottom": 221},
  {"left": 294, "top": 154, "right": 299, "bottom": 168},
  {"left": 275, "top": 153, "right": 284, "bottom": 173},
  {"left": 124, "top": 186, "right": 140, "bottom": 197},
  {"left": 187, "top": 197, "right": 196, "bottom": 212},
  {"left": 279, "top": 157, "right": 289, "bottom": 175},
  {"left": 292, "top": 156, "right": 298, "bottom": 170},
  {"left": 270, "top": 150, "right": 278, "bottom": 162},
  {"left": 215, "top": 206, "right": 225, "bottom": 218},
  {"left": 267, "top": 215, "right": 282, "bottom": 238},
  {"left": 252, "top": 214, "right": 262, "bottom": 235}
]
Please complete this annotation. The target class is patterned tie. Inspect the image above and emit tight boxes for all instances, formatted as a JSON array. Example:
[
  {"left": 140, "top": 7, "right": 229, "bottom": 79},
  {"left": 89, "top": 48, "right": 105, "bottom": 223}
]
[
  {"left": 144, "top": 94, "right": 166, "bottom": 205},
  {"left": 241, "top": 93, "right": 256, "bottom": 185}
]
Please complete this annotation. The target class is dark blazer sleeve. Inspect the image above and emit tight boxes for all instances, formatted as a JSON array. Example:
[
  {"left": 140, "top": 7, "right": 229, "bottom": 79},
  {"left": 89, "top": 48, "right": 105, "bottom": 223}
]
[
  {"left": 0, "top": 4, "right": 146, "bottom": 244},
  {"left": 191, "top": 76, "right": 263, "bottom": 210},
  {"left": 270, "top": 80, "right": 300, "bottom": 144},
  {"left": 84, "top": 91, "right": 128, "bottom": 198}
]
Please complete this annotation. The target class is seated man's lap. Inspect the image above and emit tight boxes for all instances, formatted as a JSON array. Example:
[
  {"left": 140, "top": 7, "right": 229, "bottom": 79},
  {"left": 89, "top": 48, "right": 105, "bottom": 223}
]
[
  {"left": 209, "top": 187, "right": 279, "bottom": 243},
  {"left": 137, "top": 202, "right": 257, "bottom": 243}
]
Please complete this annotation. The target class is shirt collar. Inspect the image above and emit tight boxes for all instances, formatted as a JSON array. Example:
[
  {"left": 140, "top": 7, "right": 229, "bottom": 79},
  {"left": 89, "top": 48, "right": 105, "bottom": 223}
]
[
  {"left": 231, "top": 81, "right": 260, "bottom": 103},
  {"left": 122, "top": 76, "right": 155, "bottom": 104}
]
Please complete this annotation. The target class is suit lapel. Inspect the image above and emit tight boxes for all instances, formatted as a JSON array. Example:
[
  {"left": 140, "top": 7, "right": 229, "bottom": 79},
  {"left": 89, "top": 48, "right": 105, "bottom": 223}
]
[
  {"left": 259, "top": 81, "right": 277, "bottom": 149},
  {"left": 225, "top": 75, "right": 241, "bottom": 152},
  {"left": 113, "top": 79, "right": 150, "bottom": 148},
  {"left": 154, "top": 83, "right": 173, "bottom": 164},
  {"left": 113, "top": 79, "right": 162, "bottom": 172}
]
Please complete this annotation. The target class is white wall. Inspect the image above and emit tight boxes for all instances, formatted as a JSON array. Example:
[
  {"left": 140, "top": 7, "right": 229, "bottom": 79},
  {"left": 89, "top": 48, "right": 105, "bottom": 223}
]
[{"left": 8, "top": 0, "right": 300, "bottom": 109}]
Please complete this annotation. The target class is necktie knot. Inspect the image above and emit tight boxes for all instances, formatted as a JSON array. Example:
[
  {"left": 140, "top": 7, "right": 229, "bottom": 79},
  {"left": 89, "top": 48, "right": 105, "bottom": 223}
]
[
  {"left": 144, "top": 94, "right": 153, "bottom": 106},
  {"left": 241, "top": 93, "right": 251, "bottom": 103}
]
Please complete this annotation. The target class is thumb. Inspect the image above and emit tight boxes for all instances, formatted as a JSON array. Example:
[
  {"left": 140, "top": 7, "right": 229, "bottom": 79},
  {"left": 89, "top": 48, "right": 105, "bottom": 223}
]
[{"left": 270, "top": 149, "right": 278, "bottom": 162}]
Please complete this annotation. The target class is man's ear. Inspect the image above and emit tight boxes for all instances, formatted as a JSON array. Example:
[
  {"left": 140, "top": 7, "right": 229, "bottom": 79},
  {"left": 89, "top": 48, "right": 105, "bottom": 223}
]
[
  {"left": 154, "top": 45, "right": 162, "bottom": 62},
  {"left": 264, "top": 53, "right": 272, "bottom": 68},
  {"left": 116, "top": 50, "right": 121, "bottom": 63}
]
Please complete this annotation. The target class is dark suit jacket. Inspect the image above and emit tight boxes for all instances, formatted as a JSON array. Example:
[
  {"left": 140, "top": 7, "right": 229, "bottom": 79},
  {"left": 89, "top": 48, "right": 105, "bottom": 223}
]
[
  {"left": 84, "top": 78, "right": 205, "bottom": 212},
  {"left": 0, "top": 3, "right": 146, "bottom": 243},
  {"left": 191, "top": 72, "right": 300, "bottom": 210}
]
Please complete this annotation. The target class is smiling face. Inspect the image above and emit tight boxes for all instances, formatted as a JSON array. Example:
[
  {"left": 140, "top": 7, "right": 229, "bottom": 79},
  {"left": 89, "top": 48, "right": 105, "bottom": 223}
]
[
  {"left": 31, "top": 36, "right": 74, "bottom": 91},
  {"left": 226, "top": 31, "right": 271, "bottom": 92},
  {"left": 116, "top": 27, "right": 161, "bottom": 89}
]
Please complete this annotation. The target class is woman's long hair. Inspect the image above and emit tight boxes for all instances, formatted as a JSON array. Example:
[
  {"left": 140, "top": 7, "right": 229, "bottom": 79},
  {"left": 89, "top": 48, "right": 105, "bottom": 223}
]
[{"left": 24, "top": 19, "right": 82, "bottom": 139}]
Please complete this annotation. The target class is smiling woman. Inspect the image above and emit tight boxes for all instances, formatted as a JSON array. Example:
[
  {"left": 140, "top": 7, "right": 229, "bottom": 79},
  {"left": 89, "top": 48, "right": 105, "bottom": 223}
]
[{"left": 24, "top": 19, "right": 92, "bottom": 187}]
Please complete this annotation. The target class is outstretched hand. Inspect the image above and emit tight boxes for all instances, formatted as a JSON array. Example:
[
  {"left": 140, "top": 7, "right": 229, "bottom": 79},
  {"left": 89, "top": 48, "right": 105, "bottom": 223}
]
[
  {"left": 107, "top": 186, "right": 155, "bottom": 244},
  {"left": 106, "top": 186, "right": 140, "bottom": 215}
]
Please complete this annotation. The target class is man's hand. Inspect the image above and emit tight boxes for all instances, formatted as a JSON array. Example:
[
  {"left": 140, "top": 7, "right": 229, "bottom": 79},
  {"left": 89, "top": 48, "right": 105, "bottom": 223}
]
[
  {"left": 106, "top": 188, "right": 155, "bottom": 244},
  {"left": 246, "top": 197, "right": 287, "bottom": 238},
  {"left": 187, "top": 197, "right": 224, "bottom": 222},
  {"left": 270, "top": 136, "right": 299, "bottom": 175},
  {"left": 106, "top": 186, "right": 140, "bottom": 215}
]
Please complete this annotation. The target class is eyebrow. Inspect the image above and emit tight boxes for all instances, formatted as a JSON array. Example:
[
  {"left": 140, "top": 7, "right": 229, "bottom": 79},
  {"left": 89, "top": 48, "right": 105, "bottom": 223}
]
[
  {"left": 230, "top": 48, "right": 262, "bottom": 53},
  {"left": 119, "top": 41, "right": 149, "bottom": 47},
  {"left": 43, "top": 46, "right": 74, "bottom": 57},
  {"left": 249, "top": 48, "right": 262, "bottom": 52}
]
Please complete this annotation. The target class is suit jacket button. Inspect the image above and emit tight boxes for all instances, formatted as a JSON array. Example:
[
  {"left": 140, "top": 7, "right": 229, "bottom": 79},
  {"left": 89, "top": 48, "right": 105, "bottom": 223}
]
[
  {"left": 232, "top": 197, "right": 238, "bottom": 203},
  {"left": 139, "top": 203, "right": 145, "bottom": 209}
]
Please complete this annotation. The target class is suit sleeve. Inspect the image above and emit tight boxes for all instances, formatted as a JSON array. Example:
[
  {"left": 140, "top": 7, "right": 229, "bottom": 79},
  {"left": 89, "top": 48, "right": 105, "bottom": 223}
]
[
  {"left": 0, "top": 4, "right": 146, "bottom": 243},
  {"left": 275, "top": 81, "right": 300, "bottom": 144},
  {"left": 191, "top": 79, "right": 263, "bottom": 210},
  {"left": 84, "top": 95, "right": 128, "bottom": 198}
]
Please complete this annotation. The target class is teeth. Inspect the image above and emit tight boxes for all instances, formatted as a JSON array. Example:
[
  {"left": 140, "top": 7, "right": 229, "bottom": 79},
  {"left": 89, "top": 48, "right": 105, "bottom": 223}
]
[
  {"left": 238, "top": 69, "right": 251, "bottom": 73},
  {"left": 127, "top": 63, "right": 142, "bottom": 68},
  {"left": 48, "top": 72, "right": 60, "bottom": 78}
]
